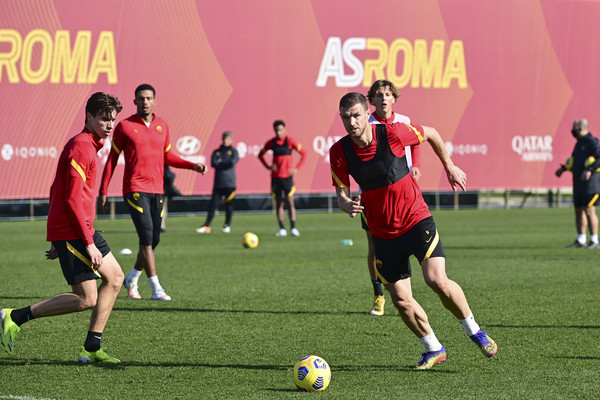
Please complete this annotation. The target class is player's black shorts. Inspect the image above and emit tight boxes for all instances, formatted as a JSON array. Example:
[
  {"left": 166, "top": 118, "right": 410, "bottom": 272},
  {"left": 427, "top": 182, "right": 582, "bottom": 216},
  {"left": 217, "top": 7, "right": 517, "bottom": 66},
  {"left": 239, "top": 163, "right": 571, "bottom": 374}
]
[
  {"left": 53, "top": 231, "right": 111, "bottom": 285},
  {"left": 271, "top": 177, "right": 295, "bottom": 199},
  {"left": 573, "top": 193, "right": 600, "bottom": 207},
  {"left": 213, "top": 187, "right": 236, "bottom": 203},
  {"left": 371, "top": 216, "right": 445, "bottom": 284},
  {"left": 124, "top": 192, "right": 164, "bottom": 247}
]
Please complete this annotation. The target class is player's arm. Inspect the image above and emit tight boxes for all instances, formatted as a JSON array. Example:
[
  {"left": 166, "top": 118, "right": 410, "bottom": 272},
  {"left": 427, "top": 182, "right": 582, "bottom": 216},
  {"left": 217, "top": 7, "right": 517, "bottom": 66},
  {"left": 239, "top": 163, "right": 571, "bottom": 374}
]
[
  {"left": 582, "top": 138, "right": 600, "bottom": 181},
  {"left": 410, "top": 144, "right": 421, "bottom": 180},
  {"left": 65, "top": 152, "right": 102, "bottom": 267},
  {"left": 258, "top": 141, "right": 274, "bottom": 170},
  {"left": 292, "top": 140, "right": 307, "bottom": 172},
  {"left": 335, "top": 187, "right": 363, "bottom": 218},
  {"left": 421, "top": 125, "right": 466, "bottom": 192},
  {"left": 98, "top": 123, "right": 125, "bottom": 209}
]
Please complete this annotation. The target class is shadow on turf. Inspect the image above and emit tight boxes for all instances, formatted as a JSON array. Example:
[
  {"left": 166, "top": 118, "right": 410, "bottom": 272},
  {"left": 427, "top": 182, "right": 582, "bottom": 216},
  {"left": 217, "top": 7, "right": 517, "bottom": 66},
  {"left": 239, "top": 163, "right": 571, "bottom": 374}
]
[
  {"left": 0, "top": 358, "right": 456, "bottom": 373},
  {"left": 487, "top": 324, "right": 600, "bottom": 329},
  {"left": 113, "top": 306, "right": 366, "bottom": 316}
]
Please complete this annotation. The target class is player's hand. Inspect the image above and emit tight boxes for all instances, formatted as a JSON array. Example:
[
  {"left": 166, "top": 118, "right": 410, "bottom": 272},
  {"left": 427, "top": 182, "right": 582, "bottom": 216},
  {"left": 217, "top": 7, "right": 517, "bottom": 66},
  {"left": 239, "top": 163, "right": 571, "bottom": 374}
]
[
  {"left": 269, "top": 165, "right": 277, "bottom": 171},
  {"left": 555, "top": 167, "right": 564, "bottom": 177},
  {"left": 45, "top": 244, "right": 58, "bottom": 260},
  {"left": 194, "top": 163, "right": 207, "bottom": 175},
  {"left": 289, "top": 168, "right": 298, "bottom": 176},
  {"left": 411, "top": 166, "right": 421, "bottom": 181},
  {"left": 85, "top": 243, "right": 103, "bottom": 270},
  {"left": 446, "top": 165, "right": 467, "bottom": 192},
  {"left": 344, "top": 195, "right": 364, "bottom": 218},
  {"left": 581, "top": 170, "right": 592, "bottom": 182},
  {"left": 97, "top": 195, "right": 107, "bottom": 211}
]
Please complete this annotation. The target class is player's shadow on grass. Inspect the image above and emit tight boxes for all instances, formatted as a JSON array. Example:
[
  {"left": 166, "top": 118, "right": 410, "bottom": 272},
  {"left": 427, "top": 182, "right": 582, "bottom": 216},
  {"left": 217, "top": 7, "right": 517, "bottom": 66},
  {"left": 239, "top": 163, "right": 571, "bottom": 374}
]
[
  {"left": 0, "top": 295, "right": 48, "bottom": 301},
  {"left": 487, "top": 323, "right": 600, "bottom": 329},
  {"left": 0, "top": 359, "right": 125, "bottom": 369},
  {"left": 113, "top": 306, "right": 366, "bottom": 316}
]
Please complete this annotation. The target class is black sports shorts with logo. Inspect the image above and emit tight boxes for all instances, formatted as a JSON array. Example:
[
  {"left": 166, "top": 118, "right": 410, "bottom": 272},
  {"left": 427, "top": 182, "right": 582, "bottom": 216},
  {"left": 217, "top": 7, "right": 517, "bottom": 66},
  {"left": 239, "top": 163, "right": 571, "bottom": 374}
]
[
  {"left": 53, "top": 231, "right": 110, "bottom": 285},
  {"left": 271, "top": 177, "right": 295, "bottom": 199},
  {"left": 125, "top": 192, "right": 164, "bottom": 248},
  {"left": 371, "top": 216, "right": 445, "bottom": 284}
]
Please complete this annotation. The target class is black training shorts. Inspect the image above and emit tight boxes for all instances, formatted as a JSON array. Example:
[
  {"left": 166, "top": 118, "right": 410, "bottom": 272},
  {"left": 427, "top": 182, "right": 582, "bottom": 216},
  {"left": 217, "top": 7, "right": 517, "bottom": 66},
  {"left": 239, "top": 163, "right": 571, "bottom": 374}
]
[
  {"left": 271, "top": 177, "right": 295, "bottom": 199},
  {"left": 573, "top": 193, "right": 600, "bottom": 208},
  {"left": 125, "top": 192, "right": 164, "bottom": 247},
  {"left": 371, "top": 216, "right": 445, "bottom": 284},
  {"left": 53, "top": 231, "right": 111, "bottom": 285}
]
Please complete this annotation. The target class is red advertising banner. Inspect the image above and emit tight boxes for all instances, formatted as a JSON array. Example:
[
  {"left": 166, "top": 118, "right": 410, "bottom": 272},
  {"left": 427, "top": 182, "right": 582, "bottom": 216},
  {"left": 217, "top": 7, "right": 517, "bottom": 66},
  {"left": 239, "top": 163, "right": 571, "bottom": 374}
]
[{"left": 1, "top": 0, "right": 598, "bottom": 199}]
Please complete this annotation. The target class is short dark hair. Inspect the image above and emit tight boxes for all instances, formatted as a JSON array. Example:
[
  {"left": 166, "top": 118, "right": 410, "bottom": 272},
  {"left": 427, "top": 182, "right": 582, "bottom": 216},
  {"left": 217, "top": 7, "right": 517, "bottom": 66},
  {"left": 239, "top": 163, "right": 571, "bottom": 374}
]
[
  {"left": 367, "top": 80, "right": 399, "bottom": 104},
  {"left": 135, "top": 83, "right": 156, "bottom": 98},
  {"left": 273, "top": 120, "right": 285, "bottom": 130},
  {"left": 339, "top": 92, "right": 368, "bottom": 112},
  {"left": 85, "top": 92, "right": 122, "bottom": 122}
]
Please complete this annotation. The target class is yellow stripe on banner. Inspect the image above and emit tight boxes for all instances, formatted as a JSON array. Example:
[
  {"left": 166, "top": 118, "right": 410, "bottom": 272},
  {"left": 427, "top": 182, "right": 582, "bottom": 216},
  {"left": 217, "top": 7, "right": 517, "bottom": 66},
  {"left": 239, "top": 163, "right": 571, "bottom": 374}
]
[
  {"left": 423, "top": 229, "right": 440, "bottom": 261},
  {"left": 127, "top": 198, "right": 144, "bottom": 213},
  {"left": 331, "top": 168, "right": 347, "bottom": 188},
  {"left": 70, "top": 159, "right": 86, "bottom": 183},
  {"left": 588, "top": 194, "right": 599, "bottom": 207},
  {"left": 288, "top": 185, "right": 296, "bottom": 197},
  {"left": 111, "top": 141, "right": 121, "bottom": 154},
  {"left": 407, "top": 124, "right": 424, "bottom": 143},
  {"left": 225, "top": 191, "right": 236, "bottom": 203},
  {"left": 66, "top": 242, "right": 101, "bottom": 278},
  {"left": 165, "top": 144, "right": 171, "bottom": 153}
]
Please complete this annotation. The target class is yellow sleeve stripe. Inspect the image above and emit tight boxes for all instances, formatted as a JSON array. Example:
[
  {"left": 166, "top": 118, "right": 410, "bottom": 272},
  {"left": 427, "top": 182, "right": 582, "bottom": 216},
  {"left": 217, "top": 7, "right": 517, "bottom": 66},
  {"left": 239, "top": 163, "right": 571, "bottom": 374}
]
[
  {"left": 165, "top": 144, "right": 171, "bottom": 153},
  {"left": 127, "top": 198, "right": 144, "bottom": 213},
  {"left": 407, "top": 124, "right": 424, "bottom": 143},
  {"left": 111, "top": 140, "right": 122, "bottom": 154},
  {"left": 66, "top": 241, "right": 101, "bottom": 277},
  {"left": 70, "top": 159, "right": 86, "bottom": 183},
  {"left": 331, "top": 168, "right": 347, "bottom": 188},
  {"left": 423, "top": 229, "right": 440, "bottom": 261}
]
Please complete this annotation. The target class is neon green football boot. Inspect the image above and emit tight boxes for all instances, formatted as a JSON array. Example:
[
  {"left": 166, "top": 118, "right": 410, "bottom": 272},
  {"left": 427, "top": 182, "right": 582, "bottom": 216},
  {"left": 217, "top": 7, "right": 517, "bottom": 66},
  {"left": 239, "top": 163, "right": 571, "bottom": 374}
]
[
  {"left": 78, "top": 346, "right": 121, "bottom": 364},
  {"left": 1, "top": 308, "right": 20, "bottom": 355}
]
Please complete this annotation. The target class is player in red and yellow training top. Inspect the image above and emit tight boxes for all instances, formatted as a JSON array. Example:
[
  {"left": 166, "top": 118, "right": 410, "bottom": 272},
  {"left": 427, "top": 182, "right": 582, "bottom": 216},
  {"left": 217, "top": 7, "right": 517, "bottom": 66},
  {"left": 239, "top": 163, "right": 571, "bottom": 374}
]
[
  {"left": 99, "top": 84, "right": 206, "bottom": 301},
  {"left": 1, "top": 92, "right": 125, "bottom": 364},
  {"left": 330, "top": 92, "right": 497, "bottom": 370},
  {"left": 258, "top": 120, "right": 306, "bottom": 237}
]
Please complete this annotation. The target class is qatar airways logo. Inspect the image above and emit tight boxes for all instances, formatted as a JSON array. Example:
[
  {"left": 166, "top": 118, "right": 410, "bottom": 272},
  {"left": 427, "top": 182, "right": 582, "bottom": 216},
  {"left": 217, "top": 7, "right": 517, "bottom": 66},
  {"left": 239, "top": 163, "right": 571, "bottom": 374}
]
[
  {"left": 512, "top": 135, "right": 553, "bottom": 162},
  {"left": 1, "top": 143, "right": 57, "bottom": 161},
  {"left": 313, "top": 135, "right": 343, "bottom": 163}
]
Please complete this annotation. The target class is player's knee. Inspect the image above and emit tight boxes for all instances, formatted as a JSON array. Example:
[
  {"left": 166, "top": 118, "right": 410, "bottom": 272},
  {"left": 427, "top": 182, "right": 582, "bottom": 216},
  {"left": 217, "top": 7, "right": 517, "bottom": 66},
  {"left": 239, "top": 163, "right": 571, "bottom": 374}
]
[
  {"left": 426, "top": 278, "right": 451, "bottom": 296},
  {"left": 391, "top": 298, "right": 413, "bottom": 314},
  {"left": 78, "top": 294, "right": 97, "bottom": 310}
]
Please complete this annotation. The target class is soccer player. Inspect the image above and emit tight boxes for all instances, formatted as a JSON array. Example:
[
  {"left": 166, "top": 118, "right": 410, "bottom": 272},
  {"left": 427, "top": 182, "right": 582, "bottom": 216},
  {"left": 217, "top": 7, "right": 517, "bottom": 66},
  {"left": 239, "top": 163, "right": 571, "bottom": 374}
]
[
  {"left": 1, "top": 92, "right": 125, "bottom": 363},
  {"left": 330, "top": 92, "right": 497, "bottom": 369},
  {"left": 258, "top": 120, "right": 306, "bottom": 236},
  {"left": 365, "top": 80, "right": 422, "bottom": 316},
  {"left": 196, "top": 131, "right": 239, "bottom": 234},
  {"left": 555, "top": 119, "right": 600, "bottom": 248},
  {"left": 99, "top": 84, "right": 207, "bottom": 300}
]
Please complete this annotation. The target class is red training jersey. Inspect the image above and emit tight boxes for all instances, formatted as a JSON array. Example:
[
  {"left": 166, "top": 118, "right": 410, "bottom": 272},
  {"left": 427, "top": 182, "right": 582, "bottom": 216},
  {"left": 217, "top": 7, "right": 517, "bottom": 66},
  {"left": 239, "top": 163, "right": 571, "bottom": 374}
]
[
  {"left": 258, "top": 135, "right": 306, "bottom": 178},
  {"left": 99, "top": 114, "right": 195, "bottom": 196},
  {"left": 329, "top": 123, "right": 430, "bottom": 239},
  {"left": 47, "top": 129, "right": 103, "bottom": 245}
]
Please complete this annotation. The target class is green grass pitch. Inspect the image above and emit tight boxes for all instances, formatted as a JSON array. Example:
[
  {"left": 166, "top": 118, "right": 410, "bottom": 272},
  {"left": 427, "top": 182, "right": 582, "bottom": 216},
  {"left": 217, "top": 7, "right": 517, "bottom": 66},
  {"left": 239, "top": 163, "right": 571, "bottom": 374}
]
[{"left": 0, "top": 207, "right": 598, "bottom": 399}]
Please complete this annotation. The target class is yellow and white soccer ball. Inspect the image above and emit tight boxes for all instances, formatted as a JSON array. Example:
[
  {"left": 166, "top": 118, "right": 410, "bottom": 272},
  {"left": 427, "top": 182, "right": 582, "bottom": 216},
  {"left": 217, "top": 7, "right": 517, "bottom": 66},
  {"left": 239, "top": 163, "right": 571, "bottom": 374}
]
[
  {"left": 241, "top": 232, "right": 259, "bottom": 249},
  {"left": 293, "top": 355, "right": 331, "bottom": 392}
]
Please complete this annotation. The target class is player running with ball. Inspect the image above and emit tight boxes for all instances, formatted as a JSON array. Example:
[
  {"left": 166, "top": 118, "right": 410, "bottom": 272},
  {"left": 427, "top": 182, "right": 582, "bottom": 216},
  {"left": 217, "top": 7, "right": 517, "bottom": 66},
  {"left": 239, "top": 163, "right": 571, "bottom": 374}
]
[{"left": 330, "top": 92, "right": 497, "bottom": 369}]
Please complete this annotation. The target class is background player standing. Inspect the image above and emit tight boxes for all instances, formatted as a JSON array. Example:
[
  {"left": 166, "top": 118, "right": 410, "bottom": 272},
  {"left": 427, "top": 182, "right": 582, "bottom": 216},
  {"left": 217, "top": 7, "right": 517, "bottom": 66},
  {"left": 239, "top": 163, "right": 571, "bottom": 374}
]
[
  {"left": 365, "top": 80, "right": 422, "bottom": 316},
  {"left": 1, "top": 92, "right": 124, "bottom": 364},
  {"left": 555, "top": 118, "right": 600, "bottom": 248},
  {"left": 196, "top": 131, "right": 239, "bottom": 234},
  {"left": 258, "top": 120, "right": 306, "bottom": 237},
  {"left": 99, "top": 84, "right": 206, "bottom": 301},
  {"left": 330, "top": 92, "right": 497, "bottom": 370}
]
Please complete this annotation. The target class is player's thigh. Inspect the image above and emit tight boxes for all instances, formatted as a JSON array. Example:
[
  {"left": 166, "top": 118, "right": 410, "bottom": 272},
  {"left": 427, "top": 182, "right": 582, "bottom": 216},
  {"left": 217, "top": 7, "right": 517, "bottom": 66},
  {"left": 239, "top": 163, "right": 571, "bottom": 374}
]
[
  {"left": 420, "top": 257, "right": 449, "bottom": 286},
  {"left": 98, "top": 251, "right": 124, "bottom": 283},
  {"left": 384, "top": 277, "right": 414, "bottom": 303}
]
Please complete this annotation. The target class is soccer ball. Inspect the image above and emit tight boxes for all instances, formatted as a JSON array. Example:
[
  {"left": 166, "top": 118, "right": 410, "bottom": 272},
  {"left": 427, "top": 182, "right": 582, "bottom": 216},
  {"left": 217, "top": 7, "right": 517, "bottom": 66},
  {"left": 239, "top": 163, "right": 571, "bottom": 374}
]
[
  {"left": 242, "top": 232, "right": 259, "bottom": 249},
  {"left": 293, "top": 355, "right": 331, "bottom": 392}
]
